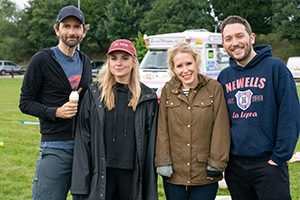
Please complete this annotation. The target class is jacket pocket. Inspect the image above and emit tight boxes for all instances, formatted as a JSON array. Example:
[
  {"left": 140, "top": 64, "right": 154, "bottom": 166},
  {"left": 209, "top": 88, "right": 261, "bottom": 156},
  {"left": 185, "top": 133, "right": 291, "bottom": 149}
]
[
  {"left": 166, "top": 99, "right": 183, "bottom": 137},
  {"left": 193, "top": 98, "right": 213, "bottom": 108},
  {"left": 191, "top": 153, "right": 209, "bottom": 179},
  {"left": 192, "top": 98, "right": 214, "bottom": 123},
  {"left": 196, "top": 153, "right": 209, "bottom": 163},
  {"left": 165, "top": 99, "right": 181, "bottom": 108},
  {"left": 230, "top": 125, "right": 273, "bottom": 158}
]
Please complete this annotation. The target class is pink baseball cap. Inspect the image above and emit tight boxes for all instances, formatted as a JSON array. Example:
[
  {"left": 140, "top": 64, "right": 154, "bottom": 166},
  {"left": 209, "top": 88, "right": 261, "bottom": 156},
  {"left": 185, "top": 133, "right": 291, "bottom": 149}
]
[{"left": 107, "top": 39, "right": 137, "bottom": 57}]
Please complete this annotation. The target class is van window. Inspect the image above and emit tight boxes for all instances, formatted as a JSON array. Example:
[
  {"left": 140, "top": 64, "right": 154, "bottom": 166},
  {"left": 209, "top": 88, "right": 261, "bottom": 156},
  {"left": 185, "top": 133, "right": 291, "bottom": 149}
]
[
  {"left": 206, "top": 44, "right": 229, "bottom": 71},
  {"left": 140, "top": 50, "right": 168, "bottom": 69}
]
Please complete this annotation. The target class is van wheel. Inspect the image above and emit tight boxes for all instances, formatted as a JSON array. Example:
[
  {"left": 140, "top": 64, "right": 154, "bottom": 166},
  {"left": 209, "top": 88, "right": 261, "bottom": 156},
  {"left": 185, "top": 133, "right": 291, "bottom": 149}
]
[{"left": 0, "top": 70, "right": 6, "bottom": 76}]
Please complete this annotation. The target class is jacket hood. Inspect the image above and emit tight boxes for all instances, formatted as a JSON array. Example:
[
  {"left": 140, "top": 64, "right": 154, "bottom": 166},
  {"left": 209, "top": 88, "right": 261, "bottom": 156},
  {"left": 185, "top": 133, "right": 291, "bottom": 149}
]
[{"left": 229, "top": 45, "right": 273, "bottom": 71}]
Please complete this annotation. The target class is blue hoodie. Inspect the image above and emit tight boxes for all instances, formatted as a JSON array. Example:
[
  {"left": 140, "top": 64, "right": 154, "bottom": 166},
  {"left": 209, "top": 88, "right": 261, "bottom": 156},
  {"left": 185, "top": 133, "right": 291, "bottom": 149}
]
[{"left": 217, "top": 45, "right": 300, "bottom": 166}]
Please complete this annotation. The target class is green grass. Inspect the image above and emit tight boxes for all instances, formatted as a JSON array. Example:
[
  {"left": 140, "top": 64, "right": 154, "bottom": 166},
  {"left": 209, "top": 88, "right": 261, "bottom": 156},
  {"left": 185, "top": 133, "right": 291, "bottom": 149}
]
[{"left": 0, "top": 78, "right": 299, "bottom": 199}]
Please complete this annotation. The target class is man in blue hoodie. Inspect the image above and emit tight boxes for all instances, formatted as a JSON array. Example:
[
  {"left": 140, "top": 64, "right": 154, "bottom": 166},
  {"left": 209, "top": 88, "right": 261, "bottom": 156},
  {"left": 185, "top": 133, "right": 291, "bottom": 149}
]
[{"left": 218, "top": 15, "right": 300, "bottom": 200}]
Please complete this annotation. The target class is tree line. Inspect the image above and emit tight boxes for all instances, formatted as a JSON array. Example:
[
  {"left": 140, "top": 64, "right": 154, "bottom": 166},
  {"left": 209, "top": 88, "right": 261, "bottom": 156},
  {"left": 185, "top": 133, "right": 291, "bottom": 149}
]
[{"left": 0, "top": 0, "right": 299, "bottom": 63}]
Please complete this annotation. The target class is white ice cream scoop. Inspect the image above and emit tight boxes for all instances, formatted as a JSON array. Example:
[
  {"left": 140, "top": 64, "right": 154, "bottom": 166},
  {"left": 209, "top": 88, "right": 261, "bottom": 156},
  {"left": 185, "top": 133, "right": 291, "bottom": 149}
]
[
  {"left": 69, "top": 88, "right": 82, "bottom": 103},
  {"left": 69, "top": 91, "right": 79, "bottom": 103}
]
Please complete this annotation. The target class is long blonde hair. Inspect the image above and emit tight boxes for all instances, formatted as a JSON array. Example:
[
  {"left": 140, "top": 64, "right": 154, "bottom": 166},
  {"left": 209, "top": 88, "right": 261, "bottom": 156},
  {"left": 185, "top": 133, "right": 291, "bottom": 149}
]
[{"left": 97, "top": 54, "right": 141, "bottom": 111}]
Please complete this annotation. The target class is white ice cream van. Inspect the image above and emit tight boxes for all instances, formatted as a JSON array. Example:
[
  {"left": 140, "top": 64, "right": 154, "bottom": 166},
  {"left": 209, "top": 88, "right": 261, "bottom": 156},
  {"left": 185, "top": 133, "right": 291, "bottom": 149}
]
[
  {"left": 140, "top": 29, "right": 229, "bottom": 91},
  {"left": 287, "top": 56, "right": 300, "bottom": 79}
]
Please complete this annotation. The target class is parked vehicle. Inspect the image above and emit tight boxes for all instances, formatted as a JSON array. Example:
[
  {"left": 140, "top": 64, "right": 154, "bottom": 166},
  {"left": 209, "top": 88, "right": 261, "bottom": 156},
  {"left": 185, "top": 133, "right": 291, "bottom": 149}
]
[
  {"left": 91, "top": 60, "right": 105, "bottom": 77},
  {"left": 287, "top": 57, "right": 300, "bottom": 79},
  {"left": 0, "top": 60, "right": 26, "bottom": 76},
  {"left": 140, "top": 29, "right": 230, "bottom": 91}
]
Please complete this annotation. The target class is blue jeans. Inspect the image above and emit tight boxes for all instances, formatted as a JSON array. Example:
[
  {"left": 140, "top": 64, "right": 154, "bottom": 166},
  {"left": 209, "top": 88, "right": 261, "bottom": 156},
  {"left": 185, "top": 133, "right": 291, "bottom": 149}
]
[
  {"left": 225, "top": 156, "right": 291, "bottom": 200},
  {"left": 163, "top": 179, "right": 218, "bottom": 200},
  {"left": 32, "top": 147, "right": 77, "bottom": 200}
]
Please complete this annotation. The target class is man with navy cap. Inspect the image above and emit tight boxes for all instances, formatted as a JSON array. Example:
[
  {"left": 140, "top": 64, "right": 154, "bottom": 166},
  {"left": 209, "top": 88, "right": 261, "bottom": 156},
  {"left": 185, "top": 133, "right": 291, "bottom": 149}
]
[{"left": 19, "top": 5, "right": 92, "bottom": 200}]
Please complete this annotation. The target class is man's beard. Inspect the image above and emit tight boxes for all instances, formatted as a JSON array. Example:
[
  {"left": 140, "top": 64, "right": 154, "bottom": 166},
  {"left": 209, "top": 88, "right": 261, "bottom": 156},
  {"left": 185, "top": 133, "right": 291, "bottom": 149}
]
[
  {"left": 227, "top": 38, "right": 252, "bottom": 62},
  {"left": 60, "top": 35, "right": 83, "bottom": 48}
]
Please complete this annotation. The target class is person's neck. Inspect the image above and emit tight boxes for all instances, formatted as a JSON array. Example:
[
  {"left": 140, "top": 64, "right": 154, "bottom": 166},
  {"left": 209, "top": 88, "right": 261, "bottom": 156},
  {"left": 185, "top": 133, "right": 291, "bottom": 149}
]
[
  {"left": 115, "top": 77, "right": 130, "bottom": 84},
  {"left": 58, "top": 43, "right": 77, "bottom": 57}
]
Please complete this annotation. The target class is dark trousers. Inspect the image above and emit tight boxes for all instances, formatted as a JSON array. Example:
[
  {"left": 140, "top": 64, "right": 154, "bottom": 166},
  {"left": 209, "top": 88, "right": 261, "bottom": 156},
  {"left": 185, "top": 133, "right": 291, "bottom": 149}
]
[
  {"left": 32, "top": 148, "right": 75, "bottom": 200},
  {"left": 225, "top": 156, "right": 291, "bottom": 200},
  {"left": 105, "top": 168, "right": 134, "bottom": 200},
  {"left": 163, "top": 179, "right": 218, "bottom": 200}
]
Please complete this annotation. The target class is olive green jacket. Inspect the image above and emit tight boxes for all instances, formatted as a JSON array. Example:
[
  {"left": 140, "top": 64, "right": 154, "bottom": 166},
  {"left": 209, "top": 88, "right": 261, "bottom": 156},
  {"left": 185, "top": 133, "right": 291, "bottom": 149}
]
[{"left": 155, "top": 74, "right": 231, "bottom": 186}]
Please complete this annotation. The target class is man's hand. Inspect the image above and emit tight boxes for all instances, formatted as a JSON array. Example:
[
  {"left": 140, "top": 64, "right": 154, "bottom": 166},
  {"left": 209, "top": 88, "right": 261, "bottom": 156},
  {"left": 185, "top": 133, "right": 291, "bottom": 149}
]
[
  {"left": 56, "top": 102, "right": 78, "bottom": 119},
  {"left": 268, "top": 159, "right": 278, "bottom": 166}
]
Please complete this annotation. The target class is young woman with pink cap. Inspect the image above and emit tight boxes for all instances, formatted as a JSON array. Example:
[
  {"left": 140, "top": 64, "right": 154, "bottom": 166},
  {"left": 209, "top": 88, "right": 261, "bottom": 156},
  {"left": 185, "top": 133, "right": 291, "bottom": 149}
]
[{"left": 71, "top": 39, "right": 159, "bottom": 200}]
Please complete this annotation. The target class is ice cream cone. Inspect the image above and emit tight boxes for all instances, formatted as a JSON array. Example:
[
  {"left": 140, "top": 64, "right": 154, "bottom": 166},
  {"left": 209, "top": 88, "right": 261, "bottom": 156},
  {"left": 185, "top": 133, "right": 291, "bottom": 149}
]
[
  {"left": 69, "top": 88, "right": 82, "bottom": 103},
  {"left": 69, "top": 91, "right": 79, "bottom": 103}
]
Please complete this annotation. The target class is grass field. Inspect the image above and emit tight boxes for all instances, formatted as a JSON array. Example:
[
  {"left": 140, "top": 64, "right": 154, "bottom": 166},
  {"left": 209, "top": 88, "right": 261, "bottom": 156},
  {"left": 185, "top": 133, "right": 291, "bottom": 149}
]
[{"left": 0, "top": 78, "right": 299, "bottom": 199}]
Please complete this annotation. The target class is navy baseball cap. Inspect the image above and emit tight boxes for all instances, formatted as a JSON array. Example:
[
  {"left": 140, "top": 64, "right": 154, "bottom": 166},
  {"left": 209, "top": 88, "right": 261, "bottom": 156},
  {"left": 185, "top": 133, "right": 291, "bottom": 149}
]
[{"left": 56, "top": 6, "right": 85, "bottom": 24}]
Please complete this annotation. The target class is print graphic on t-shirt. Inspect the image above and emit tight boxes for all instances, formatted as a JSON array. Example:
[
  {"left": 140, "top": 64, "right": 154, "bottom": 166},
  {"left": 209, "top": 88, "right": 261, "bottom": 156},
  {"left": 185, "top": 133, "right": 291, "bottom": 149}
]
[{"left": 69, "top": 75, "right": 82, "bottom": 90}]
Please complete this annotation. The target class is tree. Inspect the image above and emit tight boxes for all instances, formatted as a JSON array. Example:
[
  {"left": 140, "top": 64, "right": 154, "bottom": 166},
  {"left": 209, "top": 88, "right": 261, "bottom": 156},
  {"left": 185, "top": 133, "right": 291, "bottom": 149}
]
[
  {"left": 210, "top": 0, "right": 273, "bottom": 34},
  {"left": 81, "top": 0, "right": 153, "bottom": 58},
  {"left": 24, "top": 0, "right": 76, "bottom": 53},
  {"left": 272, "top": 0, "right": 300, "bottom": 44},
  {"left": 141, "top": 0, "right": 215, "bottom": 35},
  {"left": 105, "top": 0, "right": 143, "bottom": 42},
  {"left": 0, "top": 0, "right": 26, "bottom": 61},
  {"left": 132, "top": 31, "right": 148, "bottom": 62},
  {"left": 80, "top": 0, "right": 111, "bottom": 55},
  {"left": 136, "top": 0, "right": 154, "bottom": 13},
  {"left": 0, "top": 0, "right": 17, "bottom": 21}
]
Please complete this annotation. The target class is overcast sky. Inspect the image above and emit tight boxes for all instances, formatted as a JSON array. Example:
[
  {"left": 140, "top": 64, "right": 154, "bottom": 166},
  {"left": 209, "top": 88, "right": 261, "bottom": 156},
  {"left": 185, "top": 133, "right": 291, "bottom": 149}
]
[
  {"left": 12, "top": 0, "right": 80, "bottom": 9},
  {"left": 12, "top": 0, "right": 28, "bottom": 9}
]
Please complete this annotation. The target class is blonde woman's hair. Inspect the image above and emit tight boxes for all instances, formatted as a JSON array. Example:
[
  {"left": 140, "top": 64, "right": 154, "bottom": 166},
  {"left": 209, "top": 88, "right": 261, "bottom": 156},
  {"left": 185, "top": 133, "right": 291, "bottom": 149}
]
[
  {"left": 97, "top": 54, "right": 141, "bottom": 111},
  {"left": 167, "top": 41, "right": 201, "bottom": 78}
]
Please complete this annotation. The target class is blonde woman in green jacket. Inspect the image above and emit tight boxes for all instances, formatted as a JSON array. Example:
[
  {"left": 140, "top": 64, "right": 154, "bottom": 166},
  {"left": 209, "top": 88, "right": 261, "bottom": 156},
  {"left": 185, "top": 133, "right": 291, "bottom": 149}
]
[{"left": 155, "top": 41, "right": 231, "bottom": 200}]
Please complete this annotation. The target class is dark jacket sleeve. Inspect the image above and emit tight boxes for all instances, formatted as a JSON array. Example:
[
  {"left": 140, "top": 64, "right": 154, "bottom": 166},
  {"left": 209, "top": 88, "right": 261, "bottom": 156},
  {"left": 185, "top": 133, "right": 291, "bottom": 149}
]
[
  {"left": 143, "top": 99, "right": 159, "bottom": 199},
  {"left": 155, "top": 84, "right": 172, "bottom": 166},
  {"left": 71, "top": 89, "right": 92, "bottom": 195},
  {"left": 19, "top": 52, "right": 57, "bottom": 121}
]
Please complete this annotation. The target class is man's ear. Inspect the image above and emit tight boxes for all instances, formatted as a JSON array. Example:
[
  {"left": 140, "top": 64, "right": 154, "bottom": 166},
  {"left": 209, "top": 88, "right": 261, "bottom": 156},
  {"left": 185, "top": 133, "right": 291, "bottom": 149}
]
[
  {"left": 221, "top": 41, "right": 226, "bottom": 52},
  {"left": 251, "top": 33, "right": 256, "bottom": 45},
  {"left": 54, "top": 24, "right": 60, "bottom": 37}
]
